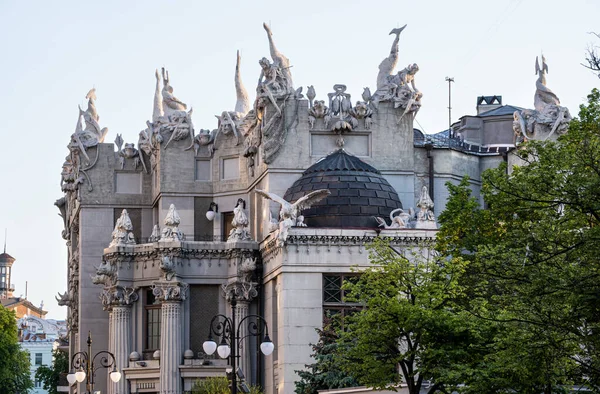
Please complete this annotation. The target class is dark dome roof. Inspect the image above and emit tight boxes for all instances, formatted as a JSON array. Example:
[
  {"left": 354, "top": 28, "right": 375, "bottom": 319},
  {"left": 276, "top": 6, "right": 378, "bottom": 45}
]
[{"left": 283, "top": 149, "right": 402, "bottom": 228}]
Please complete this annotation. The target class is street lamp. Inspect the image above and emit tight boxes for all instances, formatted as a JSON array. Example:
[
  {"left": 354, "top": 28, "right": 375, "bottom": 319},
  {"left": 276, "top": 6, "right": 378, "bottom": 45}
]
[
  {"left": 202, "top": 294, "right": 274, "bottom": 394},
  {"left": 66, "top": 331, "right": 122, "bottom": 393}
]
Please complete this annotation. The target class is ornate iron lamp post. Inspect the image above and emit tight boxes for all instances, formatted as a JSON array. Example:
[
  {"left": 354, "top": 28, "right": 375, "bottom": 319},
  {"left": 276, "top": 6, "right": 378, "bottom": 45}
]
[
  {"left": 202, "top": 294, "right": 274, "bottom": 394},
  {"left": 66, "top": 331, "right": 122, "bottom": 393}
]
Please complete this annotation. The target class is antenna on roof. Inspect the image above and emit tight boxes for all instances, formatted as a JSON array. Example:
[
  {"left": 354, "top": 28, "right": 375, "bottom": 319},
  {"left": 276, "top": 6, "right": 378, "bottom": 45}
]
[{"left": 445, "top": 77, "right": 455, "bottom": 138}]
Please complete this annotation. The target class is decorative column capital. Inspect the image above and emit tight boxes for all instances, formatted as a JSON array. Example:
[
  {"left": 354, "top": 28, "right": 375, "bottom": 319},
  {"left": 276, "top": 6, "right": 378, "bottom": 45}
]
[
  {"left": 152, "top": 281, "right": 189, "bottom": 302},
  {"left": 222, "top": 278, "right": 258, "bottom": 303},
  {"left": 99, "top": 285, "right": 139, "bottom": 311}
]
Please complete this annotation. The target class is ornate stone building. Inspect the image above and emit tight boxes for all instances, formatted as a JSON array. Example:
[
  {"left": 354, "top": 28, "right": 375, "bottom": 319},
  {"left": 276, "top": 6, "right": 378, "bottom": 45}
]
[{"left": 55, "top": 24, "right": 567, "bottom": 394}]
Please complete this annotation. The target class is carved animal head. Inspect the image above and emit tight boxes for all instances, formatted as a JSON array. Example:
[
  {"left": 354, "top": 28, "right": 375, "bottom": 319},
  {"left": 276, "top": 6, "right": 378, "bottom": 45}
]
[
  {"left": 121, "top": 143, "right": 138, "bottom": 159},
  {"left": 353, "top": 101, "right": 371, "bottom": 119},
  {"left": 312, "top": 100, "right": 327, "bottom": 117}
]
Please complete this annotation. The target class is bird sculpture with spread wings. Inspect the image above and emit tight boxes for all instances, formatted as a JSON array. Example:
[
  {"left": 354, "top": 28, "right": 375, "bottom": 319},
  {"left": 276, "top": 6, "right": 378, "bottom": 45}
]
[{"left": 255, "top": 189, "right": 330, "bottom": 242}]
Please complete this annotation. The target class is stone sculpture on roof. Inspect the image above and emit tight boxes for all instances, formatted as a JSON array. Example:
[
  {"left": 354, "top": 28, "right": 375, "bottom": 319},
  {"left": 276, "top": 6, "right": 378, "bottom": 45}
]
[
  {"left": 256, "top": 189, "right": 331, "bottom": 243},
  {"left": 161, "top": 204, "right": 184, "bottom": 241},
  {"left": 372, "top": 25, "right": 422, "bottom": 119},
  {"left": 213, "top": 51, "right": 251, "bottom": 146},
  {"left": 109, "top": 209, "right": 136, "bottom": 247},
  {"left": 375, "top": 208, "right": 414, "bottom": 229},
  {"left": 152, "top": 68, "right": 194, "bottom": 149},
  {"left": 228, "top": 198, "right": 252, "bottom": 242},
  {"left": 240, "top": 23, "right": 303, "bottom": 176},
  {"left": 415, "top": 186, "right": 437, "bottom": 229},
  {"left": 513, "top": 55, "right": 572, "bottom": 143}
]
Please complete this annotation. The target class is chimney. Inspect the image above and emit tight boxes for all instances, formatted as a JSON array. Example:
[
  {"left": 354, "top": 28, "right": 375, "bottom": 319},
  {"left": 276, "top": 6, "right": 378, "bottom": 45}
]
[{"left": 477, "top": 95, "right": 502, "bottom": 115}]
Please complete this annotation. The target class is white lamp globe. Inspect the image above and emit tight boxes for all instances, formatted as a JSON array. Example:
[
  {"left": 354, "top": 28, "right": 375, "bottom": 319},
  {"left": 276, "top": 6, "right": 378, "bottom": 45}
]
[
  {"left": 75, "top": 369, "right": 86, "bottom": 383},
  {"left": 217, "top": 343, "right": 231, "bottom": 359},
  {"left": 203, "top": 340, "right": 217, "bottom": 355},
  {"left": 205, "top": 210, "right": 216, "bottom": 221},
  {"left": 109, "top": 369, "right": 122, "bottom": 383},
  {"left": 260, "top": 335, "right": 275, "bottom": 356},
  {"left": 66, "top": 372, "right": 77, "bottom": 386}
]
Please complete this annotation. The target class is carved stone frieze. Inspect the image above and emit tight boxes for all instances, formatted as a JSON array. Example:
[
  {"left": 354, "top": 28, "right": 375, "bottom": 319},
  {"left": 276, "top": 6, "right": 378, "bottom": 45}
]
[
  {"left": 99, "top": 285, "right": 139, "bottom": 311},
  {"left": 152, "top": 281, "right": 189, "bottom": 302}
]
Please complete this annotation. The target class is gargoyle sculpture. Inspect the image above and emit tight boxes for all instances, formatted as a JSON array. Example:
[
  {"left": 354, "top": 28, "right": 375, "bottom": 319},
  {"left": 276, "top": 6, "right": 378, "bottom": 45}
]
[{"left": 255, "top": 189, "right": 330, "bottom": 242}]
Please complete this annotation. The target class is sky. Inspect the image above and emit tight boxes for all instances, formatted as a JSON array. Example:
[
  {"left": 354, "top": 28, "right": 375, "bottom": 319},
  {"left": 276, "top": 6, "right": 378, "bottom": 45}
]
[{"left": 0, "top": 0, "right": 599, "bottom": 319}]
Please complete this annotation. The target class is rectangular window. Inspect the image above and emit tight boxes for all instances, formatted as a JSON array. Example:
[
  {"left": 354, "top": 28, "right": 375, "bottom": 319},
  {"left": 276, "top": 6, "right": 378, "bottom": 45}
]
[
  {"left": 221, "top": 157, "right": 240, "bottom": 180},
  {"left": 145, "top": 289, "right": 161, "bottom": 353},
  {"left": 195, "top": 160, "right": 211, "bottom": 181},
  {"left": 323, "top": 274, "right": 361, "bottom": 325},
  {"left": 35, "top": 353, "right": 43, "bottom": 365},
  {"left": 115, "top": 172, "right": 142, "bottom": 194},
  {"left": 35, "top": 379, "right": 41, "bottom": 388}
]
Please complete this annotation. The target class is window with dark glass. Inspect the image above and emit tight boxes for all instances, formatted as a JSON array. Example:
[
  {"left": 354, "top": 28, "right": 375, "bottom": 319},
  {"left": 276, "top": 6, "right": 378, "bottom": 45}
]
[
  {"left": 144, "top": 289, "right": 161, "bottom": 352},
  {"left": 35, "top": 353, "right": 43, "bottom": 365},
  {"left": 323, "top": 274, "right": 361, "bottom": 325}
]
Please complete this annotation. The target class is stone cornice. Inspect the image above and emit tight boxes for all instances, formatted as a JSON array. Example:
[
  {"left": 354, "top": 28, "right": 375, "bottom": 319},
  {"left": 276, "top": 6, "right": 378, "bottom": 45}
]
[{"left": 259, "top": 230, "right": 436, "bottom": 263}]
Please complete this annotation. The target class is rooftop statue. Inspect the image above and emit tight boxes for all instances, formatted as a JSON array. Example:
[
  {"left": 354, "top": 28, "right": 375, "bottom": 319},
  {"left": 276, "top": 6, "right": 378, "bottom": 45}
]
[
  {"left": 227, "top": 198, "right": 251, "bottom": 242},
  {"left": 240, "top": 23, "right": 302, "bottom": 176},
  {"left": 161, "top": 204, "right": 184, "bottom": 241},
  {"left": 372, "top": 25, "right": 422, "bottom": 119},
  {"left": 513, "top": 56, "right": 572, "bottom": 143},
  {"left": 415, "top": 186, "right": 437, "bottom": 229},
  {"left": 215, "top": 51, "right": 251, "bottom": 145},
  {"left": 69, "top": 88, "right": 109, "bottom": 163},
  {"left": 375, "top": 208, "right": 414, "bottom": 229},
  {"left": 256, "top": 189, "right": 330, "bottom": 243},
  {"left": 109, "top": 209, "right": 136, "bottom": 247},
  {"left": 152, "top": 68, "right": 194, "bottom": 149}
]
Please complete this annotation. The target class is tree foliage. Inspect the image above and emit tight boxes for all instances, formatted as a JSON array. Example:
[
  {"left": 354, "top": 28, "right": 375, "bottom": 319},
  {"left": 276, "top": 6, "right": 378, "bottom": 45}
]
[
  {"left": 336, "top": 237, "right": 479, "bottom": 394},
  {"left": 295, "top": 322, "right": 359, "bottom": 394},
  {"left": 0, "top": 305, "right": 34, "bottom": 394},
  {"left": 436, "top": 88, "right": 600, "bottom": 393},
  {"left": 35, "top": 348, "right": 69, "bottom": 394}
]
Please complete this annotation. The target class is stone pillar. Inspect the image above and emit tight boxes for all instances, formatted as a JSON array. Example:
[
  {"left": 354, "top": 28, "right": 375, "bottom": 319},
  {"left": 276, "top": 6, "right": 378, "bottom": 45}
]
[
  {"left": 100, "top": 286, "right": 138, "bottom": 394},
  {"left": 107, "top": 309, "right": 114, "bottom": 394},
  {"left": 153, "top": 281, "right": 189, "bottom": 394},
  {"left": 112, "top": 305, "right": 132, "bottom": 394},
  {"left": 236, "top": 300, "right": 251, "bottom": 379}
]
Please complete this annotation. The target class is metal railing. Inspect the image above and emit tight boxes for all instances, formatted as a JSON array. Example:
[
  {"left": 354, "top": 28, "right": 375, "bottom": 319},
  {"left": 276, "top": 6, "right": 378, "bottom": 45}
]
[{"left": 414, "top": 134, "right": 513, "bottom": 155}]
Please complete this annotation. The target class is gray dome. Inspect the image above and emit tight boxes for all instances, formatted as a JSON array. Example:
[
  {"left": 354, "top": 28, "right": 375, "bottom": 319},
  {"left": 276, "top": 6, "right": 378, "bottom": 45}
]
[{"left": 283, "top": 149, "right": 402, "bottom": 228}]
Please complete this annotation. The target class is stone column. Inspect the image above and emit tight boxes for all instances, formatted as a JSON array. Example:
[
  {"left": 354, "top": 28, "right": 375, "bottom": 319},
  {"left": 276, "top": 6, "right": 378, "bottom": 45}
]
[
  {"left": 153, "top": 281, "right": 189, "bottom": 394},
  {"left": 235, "top": 300, "right": 251, "bottom": 380},
  {"left": 112, "top": 305, "right": 132, "bottom": 394},
  {"left": 107, "top": 309, "right": 114, "bottom": 394},
  {"left": 101, "top": 286, "right": 138, "bottom": 394}
]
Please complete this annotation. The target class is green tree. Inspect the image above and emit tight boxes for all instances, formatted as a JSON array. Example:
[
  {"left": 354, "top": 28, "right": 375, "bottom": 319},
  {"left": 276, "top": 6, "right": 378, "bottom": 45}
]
[
  {"left": 0, "top": 305, "right": 34, "bottom": 394},
  {"left": 436, "top": 89, "right": 600, "bottom": 393},
  {"left": 35, "top": 348, "right": 68, "bottom": 394},
  {"left": 336, "top": 237, "right": 478, "bottom": 394},
  {"left": 295, "top": 321, "right": 359, "bottom": 394},
  {"left": 191, "top": 376, "right": 263, "bottom": 394}
]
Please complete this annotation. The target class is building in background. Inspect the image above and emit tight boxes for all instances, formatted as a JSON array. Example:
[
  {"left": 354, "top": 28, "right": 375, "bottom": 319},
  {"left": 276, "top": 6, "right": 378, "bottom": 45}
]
[{"left": 17, "top": 315, "right": 68, "bottom": 394}]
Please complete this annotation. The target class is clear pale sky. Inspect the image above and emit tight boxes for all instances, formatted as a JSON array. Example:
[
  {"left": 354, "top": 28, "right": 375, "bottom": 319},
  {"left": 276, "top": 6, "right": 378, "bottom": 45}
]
[{"left": 0, "top": 0, "right": 598, "bottom": 319}]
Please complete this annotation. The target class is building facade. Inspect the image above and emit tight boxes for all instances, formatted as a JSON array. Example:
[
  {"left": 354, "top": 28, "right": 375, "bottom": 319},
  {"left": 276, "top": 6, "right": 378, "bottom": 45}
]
[{"left": 55, "top": 24, "right": 538, "bottom": 394}]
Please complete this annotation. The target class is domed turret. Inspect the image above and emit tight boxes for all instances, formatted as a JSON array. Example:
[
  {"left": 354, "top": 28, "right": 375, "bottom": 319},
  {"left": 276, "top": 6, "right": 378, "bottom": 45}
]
[{"left": 283, "top": 149, "right": 402, "bottom": 228}]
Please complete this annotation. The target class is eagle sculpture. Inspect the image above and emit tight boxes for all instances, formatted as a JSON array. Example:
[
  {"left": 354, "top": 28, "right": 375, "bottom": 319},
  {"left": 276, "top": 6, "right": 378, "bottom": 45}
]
[{"left": 255, "top": 189, "right": 330, "bottom": 242}]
